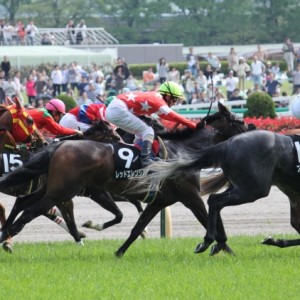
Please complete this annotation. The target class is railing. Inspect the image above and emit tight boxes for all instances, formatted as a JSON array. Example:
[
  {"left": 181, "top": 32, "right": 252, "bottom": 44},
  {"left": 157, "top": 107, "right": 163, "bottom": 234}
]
[
  {"left": 25, "top": 27, "right": 119, "bottom": 46},
  {"left": 172, "top": 96, "right": 293, "bottom": 118}
]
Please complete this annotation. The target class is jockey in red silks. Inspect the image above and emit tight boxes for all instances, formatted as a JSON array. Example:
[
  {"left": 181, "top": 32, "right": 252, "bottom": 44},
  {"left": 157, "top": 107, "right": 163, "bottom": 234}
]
[
  {"left": 59, "top": 103, "right": 107, "bottom": 132},
  {"left": 27, "top": 99, "right": 82, "bottom": 137},
  {"left": 105, "top": 81, "right": 196, "bottom": 167}
]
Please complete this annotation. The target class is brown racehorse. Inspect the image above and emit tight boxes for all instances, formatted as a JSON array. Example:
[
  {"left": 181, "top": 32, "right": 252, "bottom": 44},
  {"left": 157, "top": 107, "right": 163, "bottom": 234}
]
[
  {"left": 0, "top": 97, "right": 46, "bottom": 252},
  {"left": 0, "top": 102, "right": 250, "bottom": 256}
]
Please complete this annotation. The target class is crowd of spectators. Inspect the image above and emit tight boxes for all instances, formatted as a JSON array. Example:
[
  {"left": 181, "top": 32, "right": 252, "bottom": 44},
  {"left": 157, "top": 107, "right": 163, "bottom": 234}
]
[{"left": 1, "top": 39, "right": 300, "bottom": 109}]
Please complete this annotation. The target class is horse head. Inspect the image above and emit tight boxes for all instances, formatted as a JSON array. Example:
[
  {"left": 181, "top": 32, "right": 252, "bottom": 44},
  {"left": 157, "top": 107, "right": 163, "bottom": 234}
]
[
  {"left": 3, "top": 96, "right": 46, "bottom": 146},
  {"left": 84, "top": 121, "right": 121, "bottom": 143},
  {"left": 202, "top": 102, "right": 249, "bottom": 139}
]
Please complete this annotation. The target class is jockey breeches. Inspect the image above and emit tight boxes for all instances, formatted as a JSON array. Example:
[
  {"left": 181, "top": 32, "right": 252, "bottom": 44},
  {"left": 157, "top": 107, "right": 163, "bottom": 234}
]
[
  {"left": 106, "top": 98, "right": 154, "bottom": 143},
  {"left": 59, "top": 113, "right": 91, "bottom": 132}
]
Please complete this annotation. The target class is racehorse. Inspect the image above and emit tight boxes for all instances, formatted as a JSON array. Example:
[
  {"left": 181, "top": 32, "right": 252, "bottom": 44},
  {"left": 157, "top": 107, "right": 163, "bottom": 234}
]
[
  {"left": 138, "top": 128, "right": 300, "bottom": 252},
  {"left": 0, "top": 102, "right": 249, "bottom": 256},
  {"left": 0, "top": 97, "right": 47, "bottom": 252}
]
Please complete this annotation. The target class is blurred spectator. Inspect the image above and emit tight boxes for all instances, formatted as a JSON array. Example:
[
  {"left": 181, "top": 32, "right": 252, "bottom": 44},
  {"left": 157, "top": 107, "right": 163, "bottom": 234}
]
[
  {"left": 125, "top": 74, "right": 138, "bottom": 91},
  {"left": 50, "top": 65, "right": 63, "bottom": 96},
  {"left": 3, "top": 77, "right": 17, "bottom": 98},
  {"left": 61, "top": 64, "right": 69, "bottom": 93},
  {"left": 157, "top": 57, "right": 169, "bottom": 83},
  {"left": 236, "top": 57, "right": 250, "bottom": 91},
  {"left": 168, "top": 66, "right": 180, "bottom": 83},
  {"left": 16, "top": 20, "right": 26, "bottom": 45},
  {"left": 113, "top": 57, "right": 130, "bottom": 80},
  {"left": 77, "top": 91, "right": 92, "bottom": 106},
  {"left": 1, "top": 56, "right": 11, "bottom": 80},
  {"left": 264, "top": 72, "right": 281, "bottom": 97},
  {"left": 225, "top": 70, "right": 236, "bottom": 100},
  {"left": 206, "top": 52, "right": 221, "bottom": 72},
  {"left": 181, "top": 69, "right": 194, "bottom": 104},
  {"left": 230, "top": 88, "right": 244, "bottom": 101},
  {"left": 265, "top": 61, "right": 273, "bottom": 76},
  {"left": 186, "top": 47, "right": 198, "bottom": 77},
  {"left": 282, "top": 37, "right": 295, "bottom": 73},
  {"left": 195, "top": 70, "right": 208, "bottom": 93},
  {"left": 41, "top": 33, "right": 52, "bottom": 45},
  {"left": 251, "top": 55, "right": 265, "bottom": 89},
  {"left": 75, "top": 19, "right": 87, "bottom": 45},
  {"left": 254, "top": 45, "right": 268, "bottom": 63},
  {"left": 13, "top": 71, "right": 24, "bottom": 103},
  {"left": 25, "top": 75, "right": 37, "bottom": 105},
  {"left": 25, "top": 20, "right": 38, "bottom": 45},
  {"left": 66, "top": 20, "right": 75, "bottom": 45},
  {"left": 68, "top": 62, "right": 80, "bottom": 91},
  {"left": 0, "top": 20, "right": 4, "bottom": 45},
  {"left": 84, "top": 82, "right": 98, "bottom": 102},
  {"left": 78, "top": 76, "right": 89, "bottom": 96},
  {"left": 292, "top": 64, "right": 300, "bottom": 95},
  {"left": 204, "top": 64, "right": 213, "bottom": 81},
  {"left": 227, "top": 47, "right": 239, "bottom": 75},
  {"left": 94, "top": 76, "right": 105, "bottom": 96},
  {"left": 143, "top": 67, "right": 156, "bottom": 89},
  {"left": 3, "top": 22, "right": 14, "bottom": 45},
  {"left": 114, "top": 66, "right": 125, "bottom": 94},
  {"left": 90, "top": 64, "right": 104, "bottom": 82},
  {"left": 206, "top": 83, "right": 217, "bottom": 101},
  {"left": 271, "top": 62, "right": 281, "bottom": 77}
]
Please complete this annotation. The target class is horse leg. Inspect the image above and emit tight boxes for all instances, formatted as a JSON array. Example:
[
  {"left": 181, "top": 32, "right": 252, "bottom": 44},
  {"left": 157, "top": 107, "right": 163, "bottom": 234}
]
[
  {"left": 46, "top": 202, "right": 87, "bottom": 239},
  {"left": 0, "top": 195, "right": 58, "bottom": 243},
  {"left": 262, "top": 197, "right": 300, "bottom": 248},
  {"left": 54, "top": 200, "right": 84, "bottom": 244},
  {"left": 82, "top": 191, "right": 148, "bottom": 239},
  {"left": 182, "top": 192, "right": 233, "bottom": 256},
  {"left": 0, "top": 203, "right": 13, "bottom": 253},
  {"left": 115, "top": 200, "right": 169, "bottom": 257},
  {"left": 197, "top": 187, "right": 259, "bottom": 254},
  {"left": 82, "top": 190, "right": 123, "bottom": 231}
]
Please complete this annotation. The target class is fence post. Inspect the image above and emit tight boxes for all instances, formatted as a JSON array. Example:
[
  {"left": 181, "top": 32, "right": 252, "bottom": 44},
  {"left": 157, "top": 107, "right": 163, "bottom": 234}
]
[{"left": 160, "top": 207, "right": 172, "bottom": 238}]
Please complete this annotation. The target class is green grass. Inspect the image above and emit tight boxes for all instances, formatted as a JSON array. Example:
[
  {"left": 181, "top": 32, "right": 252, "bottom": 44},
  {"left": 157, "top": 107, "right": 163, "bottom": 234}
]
[{"left": 0, "top": 236, "right": 299, "bottom": 300}]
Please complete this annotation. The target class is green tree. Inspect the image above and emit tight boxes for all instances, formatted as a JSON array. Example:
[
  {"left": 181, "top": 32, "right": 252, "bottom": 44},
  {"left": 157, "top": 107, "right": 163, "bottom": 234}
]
[{"left": 0, "top": 0, "right": 31, "bottom": 22}]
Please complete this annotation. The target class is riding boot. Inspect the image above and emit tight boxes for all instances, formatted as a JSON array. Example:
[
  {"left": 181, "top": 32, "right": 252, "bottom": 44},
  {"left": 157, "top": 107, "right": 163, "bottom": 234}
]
[{"left": 140, "top": 140, "right": 152, "bottom": 168}]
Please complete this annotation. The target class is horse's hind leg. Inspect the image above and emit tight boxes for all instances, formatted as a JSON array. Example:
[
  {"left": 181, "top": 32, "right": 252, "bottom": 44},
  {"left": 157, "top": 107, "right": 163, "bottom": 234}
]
[
  {"left": 0, "top": 203, "right": 13, "bottom": 253},
  {"left": 262, "top": 197, "right": 300, "bottom": 248},
  {"left": 0, "top": 195, "right": 58, "bottom": 243},
  {"left": 115, "top": 201, "right": 166, "bottom": 257}
]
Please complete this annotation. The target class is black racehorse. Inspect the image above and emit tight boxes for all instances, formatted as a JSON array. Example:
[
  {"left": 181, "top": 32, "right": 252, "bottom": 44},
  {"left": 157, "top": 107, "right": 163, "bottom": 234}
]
[
  {"left": 138, "top": 127, "right": 300, "bottom": 252},
  {"left": 0, "top": 103, "right": 249, "bottom": 256}
]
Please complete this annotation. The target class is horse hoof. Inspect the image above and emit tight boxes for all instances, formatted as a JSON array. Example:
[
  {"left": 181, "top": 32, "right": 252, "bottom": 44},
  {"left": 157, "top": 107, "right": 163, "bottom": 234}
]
[
  {"left": 76, "top": 240, "right": 84, "bottom": 246},
  {"left": 194, "top": 243, "right": 208, "bottom": 254},
  {"left": 82, "top": 220, "right": 92, "bottom": 228},
  {"left": 115, "top": 250, "right": 124, "bottom": 258},
  {"left": 210, "top": 244, "right": 222, "bottom": 256},
  {"left": 261, "top": 236, "right": 274, "bottom": 245},
  {"left": 2, "top": 242, "right": 13, "bottom": 254}
]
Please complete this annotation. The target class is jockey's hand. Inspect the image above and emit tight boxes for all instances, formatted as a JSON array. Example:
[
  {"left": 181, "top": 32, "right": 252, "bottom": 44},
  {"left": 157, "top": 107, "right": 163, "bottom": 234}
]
[{"left": 75, "top": 130, "right": 83, "bottom": 136}]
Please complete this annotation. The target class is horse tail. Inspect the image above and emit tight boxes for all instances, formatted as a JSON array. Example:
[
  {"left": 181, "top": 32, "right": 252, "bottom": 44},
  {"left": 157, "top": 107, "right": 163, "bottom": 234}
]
[
  {"left": 200, "top": 172, "right": 229, "bottom": 196},
  {"left": 129, "top": 141, "right": 228, "bottom": 194},
  {"left": 0, "top": 142, "right": 63, "bottom": 189}
]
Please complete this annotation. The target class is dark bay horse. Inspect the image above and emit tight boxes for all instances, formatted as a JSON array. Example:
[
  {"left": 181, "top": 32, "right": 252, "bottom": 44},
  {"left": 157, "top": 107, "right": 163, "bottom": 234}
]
[
  {"left": 0, "top": 103, "right": 249, "bottom": 256},
  {"left": 140, "top": 128, "right": 300, "bottom": 252},
  {"left": 0, "top": 98, "right": 47, "bottom": 252}
]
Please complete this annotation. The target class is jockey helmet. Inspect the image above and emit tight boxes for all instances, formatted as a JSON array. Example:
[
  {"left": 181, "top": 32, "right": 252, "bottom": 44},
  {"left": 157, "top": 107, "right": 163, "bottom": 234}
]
[
  {"left": 158, "top": 81, "right": 184, "bottom": 99},
  {"left": 45, "top": 99, "right": 66, "bottom": 114},
  {"left": 104, "top": 96, "right": 115, "bottom": 107}
]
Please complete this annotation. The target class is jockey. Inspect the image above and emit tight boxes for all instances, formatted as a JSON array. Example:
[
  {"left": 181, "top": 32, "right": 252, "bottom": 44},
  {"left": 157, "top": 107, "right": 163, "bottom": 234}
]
[
  {"left": 105, "top": 81, "right": 196, "bottom": 167},
  {"left": 59, "top": 103, "right": 107, "bottom": 132},
  {"left": 27, "top": 98, "right": 82, "bottom": 137}
]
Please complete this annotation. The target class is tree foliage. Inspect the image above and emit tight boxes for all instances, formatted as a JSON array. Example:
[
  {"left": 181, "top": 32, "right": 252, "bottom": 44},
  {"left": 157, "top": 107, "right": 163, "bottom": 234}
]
[{"left": 1, "top": 0, "right": 299, "bottom": 45}]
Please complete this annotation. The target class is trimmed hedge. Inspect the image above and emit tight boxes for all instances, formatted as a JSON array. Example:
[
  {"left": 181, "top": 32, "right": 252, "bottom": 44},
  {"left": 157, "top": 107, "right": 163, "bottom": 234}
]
[{"left": 244, "top": 92, "right": 276, "bottom": 119}]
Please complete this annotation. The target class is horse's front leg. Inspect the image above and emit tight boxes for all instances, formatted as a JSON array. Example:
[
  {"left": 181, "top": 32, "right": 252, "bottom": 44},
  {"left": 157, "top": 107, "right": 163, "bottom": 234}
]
[
  {"left": 0, "top": 203, "right": 13, "bottom": 253},
  {"left": 56, "top": 200, "right": 84, "bottom": 245}
]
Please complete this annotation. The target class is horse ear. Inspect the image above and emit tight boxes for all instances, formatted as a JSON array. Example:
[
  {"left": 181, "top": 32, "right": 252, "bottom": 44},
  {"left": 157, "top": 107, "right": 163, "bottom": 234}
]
[
  {"left": 5, "top": 96, "right": 14, "bottom": 105},
  {"left": 218, "top": 101, "right": 229, "bottom": 114},
  {"left": 14, "top": 97, "right": 23, "bottom": 110}
]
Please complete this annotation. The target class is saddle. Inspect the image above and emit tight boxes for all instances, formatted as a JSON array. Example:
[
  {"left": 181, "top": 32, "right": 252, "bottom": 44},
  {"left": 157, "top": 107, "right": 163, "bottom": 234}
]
[{"left": 112, "top": 137, "right": 167, "bottom": 180}]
